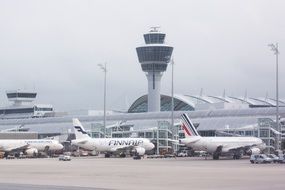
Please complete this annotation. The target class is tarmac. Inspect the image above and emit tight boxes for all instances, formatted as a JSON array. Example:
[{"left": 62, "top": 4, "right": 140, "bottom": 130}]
[{"left": 0, "top": 156, "right": 284, "bottom": 190}]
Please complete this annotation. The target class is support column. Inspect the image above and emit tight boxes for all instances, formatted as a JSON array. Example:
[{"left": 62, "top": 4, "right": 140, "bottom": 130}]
[{"left": 146, "top": 72, "right": 162, "bottom": 112}]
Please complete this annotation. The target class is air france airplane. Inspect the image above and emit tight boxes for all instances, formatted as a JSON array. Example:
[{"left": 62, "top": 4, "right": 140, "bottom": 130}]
[
  {"left": 179, "top": 113, "right": 266, "bottom": 160},
  {"left": 71, "top": 118, "right": 155, "bottom": 158},
  {"left": 0, "top": 139, "right": 63, "bottom": 157}
]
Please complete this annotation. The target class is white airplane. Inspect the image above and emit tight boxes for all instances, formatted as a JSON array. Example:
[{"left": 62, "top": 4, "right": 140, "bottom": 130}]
[
  {"left": 71, "top": 118, "right": 155, "bottom": 158},
  {"left": 0, "top": 139, "right": 64, "bottom": 157},
  {"left": 179, "top": 113, "right": 266, "bottom": 160}
]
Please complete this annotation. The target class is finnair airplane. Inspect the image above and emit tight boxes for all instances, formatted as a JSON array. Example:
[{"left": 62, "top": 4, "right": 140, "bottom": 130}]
[
  {"left": 0, "top": 139, "right": 63, "bottom": 157},
  {"left": 71, "top": 118, "right": 155, "bottom": 158},
  {"left": 179, "top": 113, "right": 266, "bottom": 160}
]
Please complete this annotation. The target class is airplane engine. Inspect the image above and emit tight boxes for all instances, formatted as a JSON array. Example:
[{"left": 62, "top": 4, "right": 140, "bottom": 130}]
[
  {"left": 247, "top": 147, "right": 261, "bottom": 155},
  {"left": 25, "top": 148, "right": 38, "bottom": 157},
  {"left": 134, "top": 147, "right": 146, "bottom": 156}
]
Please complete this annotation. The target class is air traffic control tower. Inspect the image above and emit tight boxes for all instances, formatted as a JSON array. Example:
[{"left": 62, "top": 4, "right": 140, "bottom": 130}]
[{"left": 136, "top": 27, "right": 173, "bottom": 112}]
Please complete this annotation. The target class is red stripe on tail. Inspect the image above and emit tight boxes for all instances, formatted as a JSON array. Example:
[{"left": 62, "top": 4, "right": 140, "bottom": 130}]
[{"left": 182, "top": 123, "right": 192, "bottom": 136}]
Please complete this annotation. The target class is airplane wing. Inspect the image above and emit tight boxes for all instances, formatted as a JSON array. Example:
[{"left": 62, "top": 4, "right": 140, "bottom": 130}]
[
  {"left": 223, "top": 145, "right": 255, "bottom": 153},
  {"left": 75, "top": 139, "right": 89, "bottom": 144},
  {"left": 110, "top": 145, "right": 134, "bottom": 152}
]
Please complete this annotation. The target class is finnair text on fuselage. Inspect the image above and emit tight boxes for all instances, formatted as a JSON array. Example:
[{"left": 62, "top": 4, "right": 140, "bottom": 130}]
[{"left": 108, "top": 139, "right": 143, "bottom": 146}]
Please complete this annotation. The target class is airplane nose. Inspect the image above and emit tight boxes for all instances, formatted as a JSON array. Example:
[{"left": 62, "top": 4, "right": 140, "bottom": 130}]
[
  {"left": 58, "top": 144, "right": 64, "bottom": 150},
  {"left": 150, "top": 143, "right": 155, "bottom": 150}
]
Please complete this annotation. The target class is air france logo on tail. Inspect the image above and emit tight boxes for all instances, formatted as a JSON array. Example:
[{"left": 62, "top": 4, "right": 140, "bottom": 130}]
[
  {"left": 181, "top": 114, "right": 199, "bottom": 136},
  {"left": 74, "top": 126, "right": 88, "bottom": 134}
]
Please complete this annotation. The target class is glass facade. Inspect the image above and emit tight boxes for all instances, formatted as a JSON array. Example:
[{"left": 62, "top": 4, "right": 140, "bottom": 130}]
[
  {"left": 144, "top": 33, "right": 165, "bottom": 44},
  {"left": 136, "top": 46, "right": 173, "bottom": 66},
  {"left": 0, "top": 108, "right": 34, "bottom": 114},
  {"left": 7, "top": 92, "right": 37, "bottom": 99},
  {"left": 34, "top": 107, "right": 53, "bottom": 111},
  {"left": 128, "top": 95, "right": 195, "bottom": 113},
  {"left": 141, "top": 63, "right": 167, "bottom": 72},
  {"left": 129, "top": 101, "right": 148, "bottom": 113}
]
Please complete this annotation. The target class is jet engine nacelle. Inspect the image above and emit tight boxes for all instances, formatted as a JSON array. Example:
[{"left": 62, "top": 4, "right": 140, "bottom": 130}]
[
  {"left": 247, "top": 147, "right": 261, "bottom": 155},
  {"left": 25, "top": 148, "right": 38, "bottom": 157},
  {"left": 134, "top": 147, "right": 146, "bottom": 156}
]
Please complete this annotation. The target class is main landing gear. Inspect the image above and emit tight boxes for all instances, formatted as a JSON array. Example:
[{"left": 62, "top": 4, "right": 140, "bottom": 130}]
[{"left": 213, "top": 152, "right": 220, "bottom": 160}]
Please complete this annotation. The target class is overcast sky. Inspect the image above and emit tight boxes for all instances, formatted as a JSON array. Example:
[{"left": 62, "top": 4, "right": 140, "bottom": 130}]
[{"left": 0, "top": 0, "right": 284, "bottom": 111}]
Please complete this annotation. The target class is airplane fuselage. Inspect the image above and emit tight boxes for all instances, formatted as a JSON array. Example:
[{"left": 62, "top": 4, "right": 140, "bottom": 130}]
[
  {"left": 0, "top": 139, "right": 63, "bottom": 152},
  {"left": 181, "top": 136, "right": 265, "bottom": 153},
  {"left": 72, "top": 138, "right": 154, "bottom": 152}
]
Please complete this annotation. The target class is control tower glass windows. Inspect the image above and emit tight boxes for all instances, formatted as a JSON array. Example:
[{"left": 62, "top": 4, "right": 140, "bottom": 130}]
[
  {"left": 144, "top": 33, "right": 165, "bottom": 44},
  {"left": 7, "top": 93, "right": 37, "bottom": 99},
  {"left": 136, "top": 46, "right": 173, "bottom": 64},
  {"left": 0, "top": 108, "right": 34, "bottom": 114},
  {"left": 141, "top": 64, "right": 167, "bottom": 72}
]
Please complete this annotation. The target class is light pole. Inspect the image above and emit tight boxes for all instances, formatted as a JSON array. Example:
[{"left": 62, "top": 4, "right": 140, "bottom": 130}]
[
  {"left": 268, "top": 43, "right": 280, "bottom": 150},
  {"left": 170, "top": 59, "right": 177, "bottom": 153},
  {"left": 98, "top": 63, "right": 107, "bottom": 137}
]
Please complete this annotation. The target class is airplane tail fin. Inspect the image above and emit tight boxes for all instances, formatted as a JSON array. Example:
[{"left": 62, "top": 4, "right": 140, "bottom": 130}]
[
  {"left": 73, "top": 118, "right": 91, "bottom": 139},
  {"left": 181, "top": 113, "right": 200, "bottom": 138}
]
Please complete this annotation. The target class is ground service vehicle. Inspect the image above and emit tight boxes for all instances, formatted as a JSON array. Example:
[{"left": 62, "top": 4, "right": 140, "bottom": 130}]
[
  {"left": 267, "top": 154, "right": 279, "bottom": 163},
  {"left": 59, "top": 155, "right": 71, "bottom": 161},
  {"left": 250, "top": 154, "right": 272, "bottom": 164},
  {"left": 277, "top": 154, "right": 285, "bottom": 163},
  {"left": 177, "top": 151, "right": 188, "bottom": 157}
]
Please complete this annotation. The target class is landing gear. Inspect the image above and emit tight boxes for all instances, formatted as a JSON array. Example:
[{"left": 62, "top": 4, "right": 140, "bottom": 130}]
[
  {"left": 133, "top": 155, "right": 141, "bottom": 160},
  {"left": 213, "top": 146, "right": 222, "bottom": 160},
  {"left": 233, "top": 150, "right": 243, "bottom": 159},
  {"left": 213, "top": 152, "right": 220, "bottom": 160},
  {"left": 233, "top": 154, "right": 241, "bottom": 160},
  {"left": 105, "top": 153, "right": 111, "bottom": 158},
  {"left": 119, "top": 153, "right": 126, "bottom": 158}
]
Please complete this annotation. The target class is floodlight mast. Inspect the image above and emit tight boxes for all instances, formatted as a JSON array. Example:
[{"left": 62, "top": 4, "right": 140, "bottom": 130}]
[
  {"left": 268, "top": 43, "right": 280, "bottom": 150},
  {"left": 98, "top": 63, "right": 107, "bottom": 136},
  {"left": 170, "top": 59, "right": 177, "bottom": 152}
]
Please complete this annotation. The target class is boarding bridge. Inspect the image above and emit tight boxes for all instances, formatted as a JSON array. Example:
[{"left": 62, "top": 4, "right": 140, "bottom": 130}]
[{"left": 90, "top": 123, "right": 105, "bottom": 138}]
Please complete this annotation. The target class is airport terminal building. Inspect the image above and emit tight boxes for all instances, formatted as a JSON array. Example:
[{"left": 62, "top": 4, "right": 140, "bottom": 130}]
[
  {"left": 0, "top": 29, "right": 284, "bottom": 154},
  {"left": 0, "top": 91, "right": 284, "bottom": 154}
]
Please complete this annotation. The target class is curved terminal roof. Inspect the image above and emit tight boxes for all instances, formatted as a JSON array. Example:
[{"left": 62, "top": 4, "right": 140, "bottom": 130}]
[
  {"left": 0, "top": 107, "right": 284, "bottom": 134},
  {"left": 128, "top": 94, "right": 285, "bottom": 113},
  {"left": 128, "top": 95, "right": 195, "bottom": 113}
]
